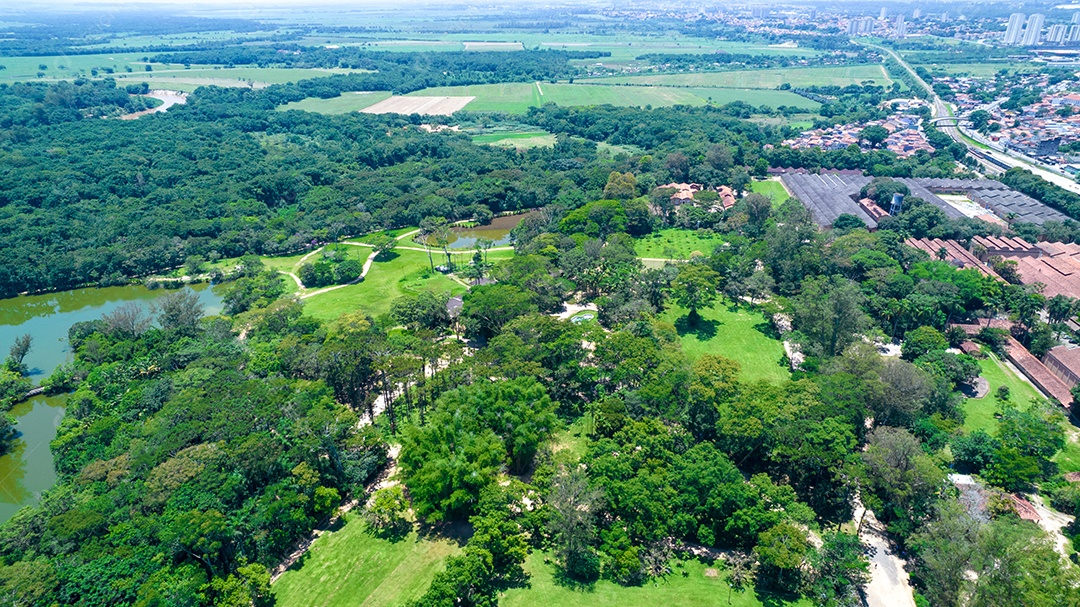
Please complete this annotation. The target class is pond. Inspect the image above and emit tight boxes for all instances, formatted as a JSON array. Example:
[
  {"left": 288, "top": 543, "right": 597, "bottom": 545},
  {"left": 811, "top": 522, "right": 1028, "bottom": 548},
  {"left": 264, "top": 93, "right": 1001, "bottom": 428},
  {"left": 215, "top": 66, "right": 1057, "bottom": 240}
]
[
  {"left": 417, "top": 214, "right": 523, "bottom": 250},
  {"left": 0, "top": 283, "right": 224, "bottom": 523}
]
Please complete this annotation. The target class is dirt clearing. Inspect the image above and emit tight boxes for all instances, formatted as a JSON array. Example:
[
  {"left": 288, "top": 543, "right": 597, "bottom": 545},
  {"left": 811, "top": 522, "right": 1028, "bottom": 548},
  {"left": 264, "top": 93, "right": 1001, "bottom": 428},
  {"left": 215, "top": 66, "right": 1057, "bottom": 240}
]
[{"left": 362, "top": 96, "right": 474, "bottom": 116}]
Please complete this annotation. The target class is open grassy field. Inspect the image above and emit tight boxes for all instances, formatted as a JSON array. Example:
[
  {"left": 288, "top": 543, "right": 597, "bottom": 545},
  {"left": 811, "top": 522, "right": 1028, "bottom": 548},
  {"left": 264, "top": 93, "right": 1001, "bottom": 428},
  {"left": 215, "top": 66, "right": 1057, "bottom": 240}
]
[
  {"left": 904, "top": 62, "right": 1042, "bottom": 77},
  {"left": 404, "top": 82, "right": 818, "bottom": 113},
  {"left": 502, "top": 552, "right": 809, "bottom": 607},
  {"left": 113, "top": 66, "right": 371, "bottom": 89},
  {"left": 301, "top": 249, "right": 469, "bottom": 321},
  {"left": 0, "top": 53, "right": 150, "bottom": 84},
  {"left": 271, "top": 515, "right": 461, "bottom": 607},
  {"left": 660, "top": 301, "right": 790, "bottom": 383},
  {"left": 961, "top": 352, "right": 1080, "bottom": 473},
  {"left": 278, "top": 92, "right": 393, "bottom": 114},
  {"left": 750, "top": 179, "right": 790, "bottom": 208},
  {"left": 635, "top": 228, "right": 725, "bottom": 259},
  {"left": 472, "top": 131, "right": 557, "bottom": 149},
  {"left": 584, "top": 64, "right": 892, "bottom": 90}
]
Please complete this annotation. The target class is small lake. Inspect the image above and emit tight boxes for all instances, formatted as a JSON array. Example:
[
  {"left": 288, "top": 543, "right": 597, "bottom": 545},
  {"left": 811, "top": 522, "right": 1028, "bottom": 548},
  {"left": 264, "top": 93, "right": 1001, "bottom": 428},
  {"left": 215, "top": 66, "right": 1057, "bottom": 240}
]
[
  {"left": 418, "top": 214, "right": 523, "bottom": 249},
  {"left": 0, "top": 283, "right": 223, "bottom": 523}
]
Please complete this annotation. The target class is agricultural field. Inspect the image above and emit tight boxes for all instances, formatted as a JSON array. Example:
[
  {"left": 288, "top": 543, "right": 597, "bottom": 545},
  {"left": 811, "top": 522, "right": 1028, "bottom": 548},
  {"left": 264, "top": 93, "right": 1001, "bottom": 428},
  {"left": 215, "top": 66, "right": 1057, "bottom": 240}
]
[
  {"left": 584, "top": 64, "right": 893, "bottom": 90},
  {"left": 905, "top": 62, "right": 1042, "bottom": 77},
  {"left": 278, "top": 91, "right": 393, "bottom": 114},
  {"left": 363, "top": 95, "right": 475, "bottom": 116},
  {"left": 635, "top": 228, "right": 726, "bottom": 259},
  {"left": 660, "top": 301, "right": 790, "bottom": 384},
  {"left": 113, "top": 66, "right": 372, "bottom": 90},
  {"left": 404, "top": 82, "right": 817, "bottom": 113}
]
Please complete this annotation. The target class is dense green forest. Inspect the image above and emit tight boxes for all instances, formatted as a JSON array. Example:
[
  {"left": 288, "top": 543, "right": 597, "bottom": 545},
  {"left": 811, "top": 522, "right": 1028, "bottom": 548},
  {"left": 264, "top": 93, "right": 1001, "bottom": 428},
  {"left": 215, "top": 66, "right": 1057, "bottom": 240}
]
[{"left": 3, "top": 10, "right": 1080, "bottom": 606}]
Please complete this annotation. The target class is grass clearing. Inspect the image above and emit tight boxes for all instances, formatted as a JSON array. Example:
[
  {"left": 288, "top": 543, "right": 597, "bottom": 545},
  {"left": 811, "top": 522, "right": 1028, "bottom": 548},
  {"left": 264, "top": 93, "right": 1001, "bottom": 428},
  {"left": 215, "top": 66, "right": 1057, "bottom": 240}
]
[
  {"left": 271, "top": 514, "right": 461, "bottom": 607},
  {"left": 301, "top": 249, "right": 467, "bottom": 321},
  {"left": 502, "top": 552, "right": 809, "bottom": 607},
  {"left": 750, "top": 179, "right": 790, "bottom": 208},
  {"left": 407, "top": 82, "right": 817, "bottom": 113},
  {"left": 660, "top": 301, "right": 790, "bottom": 383},
  {"left": 635, "top": 228, "right": 725, "bottom": 259},
  {"left": 278, "top": 92, "right": 393, "bottom": 114},
  {"left": 961, "top": 352, "right": 1080, "bottom": 473},
  {"left": 473, "top": 131, "right": 557, "bottom": 149}
]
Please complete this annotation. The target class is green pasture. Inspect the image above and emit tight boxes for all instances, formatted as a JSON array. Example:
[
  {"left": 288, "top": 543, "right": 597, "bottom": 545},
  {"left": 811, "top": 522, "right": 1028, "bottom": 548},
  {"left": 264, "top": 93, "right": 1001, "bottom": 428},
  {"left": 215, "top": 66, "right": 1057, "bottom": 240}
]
[
  {"left": 905, "top": 62, "right": 1042, "bottom": 77},
  {"left": 271, "top": 515, "right": 461, "bottom": 607},
  {"left": 113, "top": 66, "right": 371, "bottom": 89},
  {"left": 278, "top": 91, "right": 393, "bottom": 114},
  {"left": 660, "top": 301, "right": 790, "bottom": 383},
  {"left": 473, "top": 131, "right": 556, "bottom": 149},
  {"left": 406, "top": 82, "right": 817, "bottom": 113},
  {"left": 0, "top": 53, "right": 150, "bottom": 84},
  {"left": 502, "top": 551, "right": 810, "bottom": 607},
  {"left": 635, "top": 228, "right": 726, "bottom": 260},
  {"left": 750, "top": 180, "right": 790, "bottom": 207},
  {"left": 584, "top": 64, "right": 892, "bottom": 90}
]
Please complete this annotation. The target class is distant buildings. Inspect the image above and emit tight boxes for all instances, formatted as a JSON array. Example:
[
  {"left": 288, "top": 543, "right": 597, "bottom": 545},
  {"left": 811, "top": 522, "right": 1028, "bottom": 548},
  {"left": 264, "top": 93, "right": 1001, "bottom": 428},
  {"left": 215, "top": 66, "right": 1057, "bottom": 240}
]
[
  {"left": 912, "top": 8, "right": 921, "bottom": 19},
  {"left": 879, "top": 7, "right": 887, "bottom": 20},
  {"left": 894, "top": 14, "right": 907, "bottom": 37},
  {"left": 1004, "top": 13, "right": 1025, "bottom": 45},
  {"left": 751, "top": 6, "right": 769, "bottom": 19},
  {"left": 1048, "top": 23, "right": 1067, "bottom": 44},
  {"left": 1021, "top": 13, "right": 1045, "bottom": 46},
  {"left": 847, "top": 16, "right": 875, "bottom": 35}
]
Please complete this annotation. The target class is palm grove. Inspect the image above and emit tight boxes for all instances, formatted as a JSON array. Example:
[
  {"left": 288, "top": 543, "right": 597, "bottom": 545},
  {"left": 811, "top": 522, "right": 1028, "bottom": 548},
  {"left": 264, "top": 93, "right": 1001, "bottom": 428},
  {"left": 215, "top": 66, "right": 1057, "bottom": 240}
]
[{"left": 2, "top": 45, "right": 1080, "bottom": 607}]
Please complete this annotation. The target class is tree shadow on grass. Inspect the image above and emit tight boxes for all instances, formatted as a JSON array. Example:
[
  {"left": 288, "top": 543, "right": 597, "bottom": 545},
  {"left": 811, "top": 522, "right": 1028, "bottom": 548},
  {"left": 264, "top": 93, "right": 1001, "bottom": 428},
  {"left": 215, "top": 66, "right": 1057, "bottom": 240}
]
[
  {"left": 373, "top": 250, "right": 400, "bottom": 262},
  {"left": 674, "top": 314, "right": 719, "bottom": 341},
  {"left": 369, "top": 520, "right": 412, "bottom": 543},
  {"left": 416, "top": 519, "right": 474, "bottom": 547},
  {"left": 753, "top": 320, "right": 782, "bottom": 341},
  {"left": 551, "top": 567, "right": 597, "bottom": 593}
]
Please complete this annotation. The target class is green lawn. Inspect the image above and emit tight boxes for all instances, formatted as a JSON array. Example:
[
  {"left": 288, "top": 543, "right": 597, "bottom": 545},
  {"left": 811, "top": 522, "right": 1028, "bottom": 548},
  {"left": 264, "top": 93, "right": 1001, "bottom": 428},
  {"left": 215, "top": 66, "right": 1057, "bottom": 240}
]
[
  {"left": 635, "top": 228, "right": 726, "bottom": 259},
  {"left": 502, "top": 552, "right": 809, "bottom": 607},
  {"left": 584, "top": 65, "right": 892, "bottom": 90},
  {"left": 660, "top": 301, "right": 790, "bottom": 383},
  {"left": 750, "top": 179, "right": 789, "bottom": 207},
  {"left": 301, "top": 249, "right": 468, "bottom": 321},
  {"left": 473, "top": 131, "right": 557, "bottom": 149},
  {"left": 278, "top": 91, "right": 393, "bottom": 114},
  {"left": 271, "top": 515, "right": 461, "bottom": 607},
  {"left": 961, "top": 353, "right": 1080, "bottom": 473}
]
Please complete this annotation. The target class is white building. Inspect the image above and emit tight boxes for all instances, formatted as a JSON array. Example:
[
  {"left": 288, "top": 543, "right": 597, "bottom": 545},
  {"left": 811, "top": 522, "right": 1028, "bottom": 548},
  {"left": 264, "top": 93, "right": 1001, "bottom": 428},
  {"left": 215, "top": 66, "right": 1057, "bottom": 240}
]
[
  {"left": 1048, "top": 23, "right": 1067, "bottom": 44},
  {"left": 880, "top": 7, "right": 887, "bottom": 19},
  {"left": 894, "top": 14, "right": 907, "bottom": 37},
  {"left": 1004, "top": 13, "right": 1025, "bottom": 45},
  {"left": 1021, "top": 13, "right": 1045, "bottom": 46}
]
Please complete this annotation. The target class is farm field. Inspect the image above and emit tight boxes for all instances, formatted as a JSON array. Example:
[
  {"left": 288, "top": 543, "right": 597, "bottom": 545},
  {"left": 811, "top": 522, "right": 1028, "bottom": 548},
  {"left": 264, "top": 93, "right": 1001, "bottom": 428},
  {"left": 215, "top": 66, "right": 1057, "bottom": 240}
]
[
  {"left": 660, "top": 301, "right": 790, "bottom": 383},
  {"left": 0, "top": 53, "right": 150, "bottom": 84},
  {"left": 278, "top": 91, "right": 393, "bottom": 114},
  {"left": 635, "top": 228, "right": 726, "bottom": 259},
  {"left": 961, "top": 353, "right": 1080, "bottom": 473},
  {"left": 363, "top": 95, "right": 475, "bottom": 116},
  {"left": 271, "top": 515, "right": 461, "bottom": 607},
  {"left": 405, "top": 82, "right": 817, "bottom": 113},
  {"left": 113, "top": 66, "right": 372, "bottom": 89},
  {"left": 584, "top": 64, "right": 893, "bottom": 90},
  {"left": 750, "top": 179, "right": 790, "bottom": 207}
]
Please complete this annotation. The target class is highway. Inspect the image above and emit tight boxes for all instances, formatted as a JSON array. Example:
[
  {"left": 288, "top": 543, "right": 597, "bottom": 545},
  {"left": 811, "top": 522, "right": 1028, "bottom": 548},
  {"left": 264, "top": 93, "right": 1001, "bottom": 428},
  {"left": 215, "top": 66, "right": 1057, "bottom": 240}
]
[{"left": 865, "top": 42, "right": 1080, "bottom": 195}]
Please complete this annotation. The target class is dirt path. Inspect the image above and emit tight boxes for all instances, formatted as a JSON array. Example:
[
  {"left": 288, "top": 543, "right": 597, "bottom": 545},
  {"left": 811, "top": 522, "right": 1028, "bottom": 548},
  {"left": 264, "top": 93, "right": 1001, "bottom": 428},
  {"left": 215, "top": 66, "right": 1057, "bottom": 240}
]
[
  {"left": 118, "top": 90, "right": 188, "bottom": 120},
  {"left": 854, "top": 503, "right": 917, "bottom": 607},
  {"left": 551, "top": 303, "right": 598, "bottom": 320},
  {"left": 1027, "top": 493, "right": 1075, "bottom": 559},
  {"left": 279, "top": 271, "right": 304, "bottom": 290}
]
